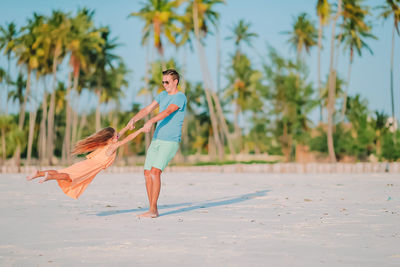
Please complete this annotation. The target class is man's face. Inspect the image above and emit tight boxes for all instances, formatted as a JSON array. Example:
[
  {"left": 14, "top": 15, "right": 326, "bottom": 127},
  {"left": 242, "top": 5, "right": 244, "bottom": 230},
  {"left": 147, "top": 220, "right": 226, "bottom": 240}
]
[{"left": 162, "top": 75, "right": 177, "bottom": 93}]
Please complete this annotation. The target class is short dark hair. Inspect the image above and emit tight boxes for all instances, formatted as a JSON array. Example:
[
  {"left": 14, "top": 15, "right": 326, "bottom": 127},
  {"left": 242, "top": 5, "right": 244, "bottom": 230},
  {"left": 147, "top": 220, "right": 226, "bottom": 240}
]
[{"left": 162, "top": 69, "right": 180, "bottom": 84}]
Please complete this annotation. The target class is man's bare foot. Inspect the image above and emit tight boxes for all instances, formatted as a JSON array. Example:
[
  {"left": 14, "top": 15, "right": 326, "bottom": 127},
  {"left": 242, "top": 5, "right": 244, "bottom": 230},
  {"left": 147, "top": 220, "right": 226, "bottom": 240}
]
[
  {"left": 137, "top": 210, "right": 159, "bottom": 218},
  {"left": 26, "top": 170, "right": 39, "bottom": 181},
  {"left": 38, "top": 172, "right": 49, "bottom": 184}
]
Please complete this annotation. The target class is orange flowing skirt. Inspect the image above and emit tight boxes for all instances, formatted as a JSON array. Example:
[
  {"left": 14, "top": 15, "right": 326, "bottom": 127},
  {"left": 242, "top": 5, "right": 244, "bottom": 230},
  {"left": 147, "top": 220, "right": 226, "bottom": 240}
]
[{"left": 57, "top": 159, "right": 108, "bottom": 199}]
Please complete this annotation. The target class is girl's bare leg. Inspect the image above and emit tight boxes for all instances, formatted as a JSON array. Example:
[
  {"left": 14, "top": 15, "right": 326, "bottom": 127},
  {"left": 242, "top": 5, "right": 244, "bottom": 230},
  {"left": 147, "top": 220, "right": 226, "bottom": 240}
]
[
  {"left": 26, "top": 170, "right": 58, "bottom": 181},
  {"left": 39, "top": 172, "right": 71, "bottom": 183}
]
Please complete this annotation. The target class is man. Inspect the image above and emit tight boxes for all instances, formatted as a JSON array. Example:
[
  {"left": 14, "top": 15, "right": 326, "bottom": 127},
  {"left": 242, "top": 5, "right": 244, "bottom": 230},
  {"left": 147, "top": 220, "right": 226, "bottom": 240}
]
[{"left": 127, "top": 69, "right": 186, "bottom": 218}]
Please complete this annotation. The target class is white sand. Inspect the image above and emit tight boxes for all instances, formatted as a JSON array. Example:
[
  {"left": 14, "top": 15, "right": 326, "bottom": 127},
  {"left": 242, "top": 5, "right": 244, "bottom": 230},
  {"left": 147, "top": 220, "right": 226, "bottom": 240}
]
[{"left": 0, "top": 172, "right": 399, "bottom": 266}]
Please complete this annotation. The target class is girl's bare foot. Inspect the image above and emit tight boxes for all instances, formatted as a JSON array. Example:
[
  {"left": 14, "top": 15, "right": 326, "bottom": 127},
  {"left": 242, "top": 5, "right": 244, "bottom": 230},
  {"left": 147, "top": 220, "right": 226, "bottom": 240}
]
[
  {"left": 26, "top": 170, "right": 39, "bottom": 181},
  {"left": 38, "top": 172, "right": 49, "bottom": 184}
]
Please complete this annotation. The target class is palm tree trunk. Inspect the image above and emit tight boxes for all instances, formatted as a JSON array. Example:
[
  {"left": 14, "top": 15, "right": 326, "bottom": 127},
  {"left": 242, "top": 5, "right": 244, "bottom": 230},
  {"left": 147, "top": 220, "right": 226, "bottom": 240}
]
[
  {"left": 71, "top": 109, "right": 79, "bottom": 148},
  {"left": 211, "top": 92, "right": 235, "bottom": 156},
  {"left": 77, "top": 112, "right": 87, "bottom": 141},
  {"left": 282, "top": 122, "right": 290, "bottom": 162},
  {"left": 6, "top": 54, "right": 10, "bottom": 115},
  {"left": 334, "top": 31, "right": 343, "bottom": 71},
  {"left": 207, "top": 126, "right": 217, "bottom": 160},
  {"left": 376, "top": 130, "right": 382, "bottom": 156},
  {"left": 26, "top": 110, "right": 37, "bottom": 166},
  {"left": 341, "top": 59, "right": 352, "bottom": 120},
  {"left": 14, "top": 68, "right": 32, "bottom": 170},
  {"left": 70, "top": 71, "right": 80, "bottom": 152},
  {"left": 317, "top": 16, "right": 323, "bottom": 123},
  {"left": 193, "top": 3, "right": 224, "bottom": 160},
  {"left": 1, "top": 127, "right": 6, "bottom": 162},
  {"left": 327, "top": 0, "right": 342, "bottom": 163},
  {"left": 181, "top": 45, "right": 189, "bottom": 152},
  {"left": 390, "top": 24, "right": 396, "bottom": 128},
  {"left": 47, "top": 52, "right": 59, "bottom": 164},
  {"left": 27, "top": 75, "right": 40, "bottom": 166},
  {"left": 46, "top": 90, "right": 56, "bottom": 164},
  {"left": 63, "top": 70, "right": 73, "bottom": 164},
  {"left": 144, "top": 43, "right": 151, "bottom": 149},
  {"left": 96, "top": 89, "right": 101, "bottom": 131},
  {"left": 234, "top": 102, "right": 240, "bottom": 138},
  {"left": 204, "top": 88, "right": 223, "bottom": 159},
  {"left": 234, "top": 102, "right": 240, "bottom": 152},
  {"left": 216, "top": 26, "right": 221, "bottom": 93},
  {"left": 18, "top": 68, "right": 31, "bottom": 129},
  {"left": 39, "top": 88, "right": 48, "bottom": 164}
]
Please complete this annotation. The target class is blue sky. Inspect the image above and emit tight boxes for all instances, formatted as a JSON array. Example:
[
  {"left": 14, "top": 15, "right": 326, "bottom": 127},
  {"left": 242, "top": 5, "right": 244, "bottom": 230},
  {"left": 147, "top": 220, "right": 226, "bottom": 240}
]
[{"left": 0, "top": 0, "right": 398, "bottom": 123}]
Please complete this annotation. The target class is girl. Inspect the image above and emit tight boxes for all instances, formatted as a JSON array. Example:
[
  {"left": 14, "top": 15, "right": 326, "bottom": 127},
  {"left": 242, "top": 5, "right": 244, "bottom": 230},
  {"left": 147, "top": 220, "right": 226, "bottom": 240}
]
[{"left": 27, "top": 126, "right": 143, "bottom": 199}]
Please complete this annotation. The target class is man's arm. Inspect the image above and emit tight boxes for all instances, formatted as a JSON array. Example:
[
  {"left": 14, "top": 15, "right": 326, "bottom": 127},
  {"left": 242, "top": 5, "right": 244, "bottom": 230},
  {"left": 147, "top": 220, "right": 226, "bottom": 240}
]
[
  {"left": 143, "top": 104, "right": 179, "bottom": 132},
  {"left": 127, "top": 100, "right": 159, "bottom": 129}
]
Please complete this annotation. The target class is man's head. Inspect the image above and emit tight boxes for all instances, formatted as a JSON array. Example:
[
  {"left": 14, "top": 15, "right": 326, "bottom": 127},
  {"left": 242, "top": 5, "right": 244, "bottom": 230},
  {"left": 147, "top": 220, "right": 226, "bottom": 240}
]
[{"left": 162, "top": 69, "right": 180, "bottom": 93}]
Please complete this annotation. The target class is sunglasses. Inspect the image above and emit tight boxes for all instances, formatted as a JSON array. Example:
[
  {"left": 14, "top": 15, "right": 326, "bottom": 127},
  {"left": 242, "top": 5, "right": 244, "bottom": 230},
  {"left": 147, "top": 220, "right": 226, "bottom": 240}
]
[{"left": 161, "top": 81, "right": 169, "bottom": 85}]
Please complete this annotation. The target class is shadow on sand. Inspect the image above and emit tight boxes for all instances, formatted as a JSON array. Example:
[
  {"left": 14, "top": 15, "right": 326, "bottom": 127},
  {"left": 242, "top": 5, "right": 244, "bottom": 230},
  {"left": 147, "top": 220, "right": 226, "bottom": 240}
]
[{"left": 95, "top": 190, "right": 269, "bottom": 217}]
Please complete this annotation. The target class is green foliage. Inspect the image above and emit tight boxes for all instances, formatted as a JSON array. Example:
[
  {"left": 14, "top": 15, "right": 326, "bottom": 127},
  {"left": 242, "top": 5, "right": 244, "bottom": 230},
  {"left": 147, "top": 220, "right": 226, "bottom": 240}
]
[
  {"left": 1, "top": 4, "right": 400, "bottom": 165},
  {"left": 382, "top": 131, "right": 400, "bottom": 161},
  {"left": 264, "top": 47, "right": 317, "bottom": 160}
]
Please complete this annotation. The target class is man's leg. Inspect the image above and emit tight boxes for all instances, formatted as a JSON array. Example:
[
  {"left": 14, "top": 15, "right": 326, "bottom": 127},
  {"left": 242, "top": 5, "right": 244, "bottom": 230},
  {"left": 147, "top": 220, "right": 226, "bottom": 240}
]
[
  {"left": 149, "top": 167, "right": 162, "bottom": 217},
  {"left": 138, "top": 167, "right": 162, "bottom": 218},
  {"left": 144, "top": 170, "right": 153, "bottom": 203}
]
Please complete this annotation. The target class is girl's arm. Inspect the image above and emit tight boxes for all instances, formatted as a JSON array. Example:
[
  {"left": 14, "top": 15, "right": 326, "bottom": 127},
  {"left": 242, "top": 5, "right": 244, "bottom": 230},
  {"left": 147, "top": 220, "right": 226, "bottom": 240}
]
[
  {"left": 106, "top": 128, "right": 144, "bottom": 156},
  {"left": 116, "top": 128, "right": 144, "bottom": 148},
  {"left": 118, "top": 125, "right": 130, "bottom": 138}
]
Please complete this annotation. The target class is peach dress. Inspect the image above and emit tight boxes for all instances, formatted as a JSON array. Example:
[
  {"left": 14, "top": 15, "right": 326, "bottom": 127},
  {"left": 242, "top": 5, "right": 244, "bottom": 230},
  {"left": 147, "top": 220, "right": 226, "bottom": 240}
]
[{"left": 57, "top": 144, "right": 116, "bottom": 199}]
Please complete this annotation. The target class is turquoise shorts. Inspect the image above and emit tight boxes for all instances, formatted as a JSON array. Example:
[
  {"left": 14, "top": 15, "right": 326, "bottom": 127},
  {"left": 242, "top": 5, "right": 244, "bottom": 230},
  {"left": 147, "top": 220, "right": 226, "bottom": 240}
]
[{"left": 144, "top": 139, "right": 179, "bottom": 171}]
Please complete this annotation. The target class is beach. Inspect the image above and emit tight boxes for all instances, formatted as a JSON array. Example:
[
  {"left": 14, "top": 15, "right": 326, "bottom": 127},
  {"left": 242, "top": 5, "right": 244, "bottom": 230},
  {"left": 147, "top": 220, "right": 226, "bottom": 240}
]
[{"left": 1, "top": 172, "right": 399, "bottom": 266}]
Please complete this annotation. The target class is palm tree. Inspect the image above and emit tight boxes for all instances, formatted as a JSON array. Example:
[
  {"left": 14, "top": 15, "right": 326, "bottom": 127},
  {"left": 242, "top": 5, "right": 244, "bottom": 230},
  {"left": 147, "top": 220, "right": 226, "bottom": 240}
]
[
  {"left": 24, "top": 13, "right": 60, "bottom": 165},
  {"left": 63, "top": 8, "right": 103, "bottom": 163},
  {"left": 90, "top": 27, "right": 121, "bottom": 131},
  {"left": 12, "top": 14, "right": 45, "bottom": 169},
  {"left": 0, "top": 22, "right": 19, "bottom": 115},
  {"left": 185, "top": 0, "right": 236, "bottom": 160},
  {"left": 45, "top": 10, "right": 70, "bottom": 164},
  {"left": 226, "top": 19, "right": 258, "bottom": 53},
  {"left": 14, "top": 14, "right": 44, "bottom": 129},
  {"left": 284, "top": 13, "right": 318, "bottom": 60},
  {"left": 225, "top": 52, "right": 263, "bottom": 152},
  {"left": 316, "top": 0, "right": 331, "bottom": 122},
  {"left": 340, "top": 1, "right": 376, "bottom": 119},
  {"left": 8, "top": 73, "right": 26, "bottom": 168},
  {"left": 225, "top": 19, "right": 259, "bottom": 150},
  {"left": 378, "top": 0, "right": 400, "bottom": 130},
  {"left": 129, "top": 0, "right": 182, "bottom": 65},
  {"left": 264, "top": 48, "right": 316, "bottom": 162},
  {"left": 8, "top": 73, "right": 26, "bottom": 117},
  {"left": 327, "top": 0, "right": 343, "bottom": 163},
  {"left": 0, "top": 68, "right": 6, "bottom": 106},
  {"left": 100, "top": 62, "right": 129, "bottom": 125}
]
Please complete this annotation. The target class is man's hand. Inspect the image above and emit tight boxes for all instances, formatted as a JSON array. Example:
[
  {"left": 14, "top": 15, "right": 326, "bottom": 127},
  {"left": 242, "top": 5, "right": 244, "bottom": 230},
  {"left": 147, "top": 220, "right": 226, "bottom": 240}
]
[
  {"left": 143, "top": 121, "right": 153, "bottom": 133},
  {"left": 127, "top": 119, "right": 135, "bottom": 130}
]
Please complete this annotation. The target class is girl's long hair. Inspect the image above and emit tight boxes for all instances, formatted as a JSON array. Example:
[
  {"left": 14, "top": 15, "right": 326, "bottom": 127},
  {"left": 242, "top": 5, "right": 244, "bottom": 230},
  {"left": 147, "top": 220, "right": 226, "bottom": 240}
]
[{"left": 72, "top": 127, "right": 115, "bottom": 155}]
